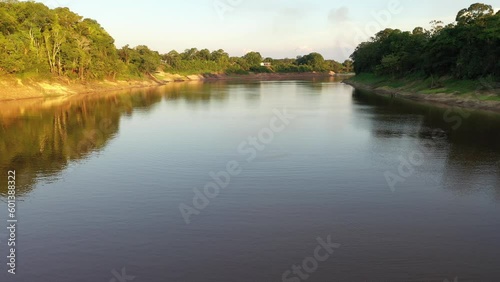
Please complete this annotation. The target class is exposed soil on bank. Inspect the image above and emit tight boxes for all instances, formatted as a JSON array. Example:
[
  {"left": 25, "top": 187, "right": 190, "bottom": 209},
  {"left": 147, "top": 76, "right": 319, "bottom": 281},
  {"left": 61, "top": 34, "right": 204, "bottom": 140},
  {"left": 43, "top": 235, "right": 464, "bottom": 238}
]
[
  {"left": 0, "top": 78, "right": 160, "bottom": 101},
  {"left": 344, "top": 80, "right": 500, "bottom": 114},
  {"left": 0, "top": 72, "right": 343, "bottom": 101}
]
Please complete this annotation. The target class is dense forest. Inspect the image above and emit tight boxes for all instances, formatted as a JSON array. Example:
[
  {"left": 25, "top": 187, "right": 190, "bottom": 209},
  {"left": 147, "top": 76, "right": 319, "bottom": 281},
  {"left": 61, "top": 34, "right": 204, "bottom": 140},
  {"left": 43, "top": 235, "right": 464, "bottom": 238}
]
[
  {"left": 0, "top": 0, "right": 351, "bottom": 80},
  {"left": 351, "top": 3, "right": 500, "bottom": 82}
]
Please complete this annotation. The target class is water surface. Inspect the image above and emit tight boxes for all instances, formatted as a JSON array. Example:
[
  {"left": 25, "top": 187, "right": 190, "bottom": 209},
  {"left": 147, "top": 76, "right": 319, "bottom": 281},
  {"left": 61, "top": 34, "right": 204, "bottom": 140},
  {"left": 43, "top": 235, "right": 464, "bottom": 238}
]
[{"left": 1, "top": 78, "right": 500, "bottom": 282}]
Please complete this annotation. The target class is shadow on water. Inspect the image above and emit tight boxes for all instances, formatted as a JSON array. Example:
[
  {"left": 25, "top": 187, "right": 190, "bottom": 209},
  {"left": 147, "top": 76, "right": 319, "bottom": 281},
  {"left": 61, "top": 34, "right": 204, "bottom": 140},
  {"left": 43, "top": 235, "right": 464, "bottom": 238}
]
[
  {"left": 0, "top": 82, "right": 229, "bottom": 197},
  {"left": 352, "top": 89, "right": 500, "bottom": 149},
  {"left": 352, "top": 89, "right": 500, "bottom": 199}
]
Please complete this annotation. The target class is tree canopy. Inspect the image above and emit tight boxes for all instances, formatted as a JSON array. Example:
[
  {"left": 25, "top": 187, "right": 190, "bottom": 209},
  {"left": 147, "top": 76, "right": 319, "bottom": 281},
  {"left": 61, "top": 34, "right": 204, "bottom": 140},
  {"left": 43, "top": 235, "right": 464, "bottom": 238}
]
[
  {"left": 0, "top": 0, "right": 121, "bottom": 79},
  {"left": 0, "top": 0, "right": 350, "bottom": 79},
  {"left": 350, "top": 3, "right": 499, "bottom": 81}
]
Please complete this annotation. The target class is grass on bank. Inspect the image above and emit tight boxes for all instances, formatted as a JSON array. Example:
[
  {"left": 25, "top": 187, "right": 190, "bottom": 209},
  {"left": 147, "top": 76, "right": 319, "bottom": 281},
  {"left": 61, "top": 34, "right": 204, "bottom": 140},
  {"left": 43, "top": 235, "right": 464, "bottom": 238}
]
[{"left": 349, "top": 73, "right": 500, "bottom": 101}]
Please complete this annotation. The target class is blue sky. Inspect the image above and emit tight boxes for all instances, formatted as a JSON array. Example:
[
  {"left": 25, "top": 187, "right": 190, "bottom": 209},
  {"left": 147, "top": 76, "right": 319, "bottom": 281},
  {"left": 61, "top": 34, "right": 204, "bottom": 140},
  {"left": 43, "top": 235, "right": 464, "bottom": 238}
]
[{"left": 43, "top": 0, "right": 499, "bottom": 61}]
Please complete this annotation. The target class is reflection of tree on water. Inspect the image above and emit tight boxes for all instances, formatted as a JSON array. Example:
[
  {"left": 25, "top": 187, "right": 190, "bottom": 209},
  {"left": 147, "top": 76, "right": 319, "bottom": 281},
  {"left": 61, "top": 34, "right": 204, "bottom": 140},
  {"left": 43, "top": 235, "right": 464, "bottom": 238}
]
[
  {"left": 440, "top": 145, "right": 500, "bottom": 200},
  {"left": 352, "top": 89, "right": 500, "bottom": 149},
  {"left": 352, "top": 89, "right": 500, "bottom": 199},
  {"left": 0, "top": 84, "right": 218, "bottom": 197},
  {"left": 165, "top": 82, "right": 229, "bottom": 103},
  {"left": 0, "top": 96, "right": 121, "bottom": 196}
]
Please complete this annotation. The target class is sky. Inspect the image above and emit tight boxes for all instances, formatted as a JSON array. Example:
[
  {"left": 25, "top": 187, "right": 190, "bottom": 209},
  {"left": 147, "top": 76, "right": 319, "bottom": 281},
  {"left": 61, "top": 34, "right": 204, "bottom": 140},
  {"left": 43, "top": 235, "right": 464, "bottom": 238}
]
[{"left": 41, "top": 0, "right": 499, "bottom": 61}]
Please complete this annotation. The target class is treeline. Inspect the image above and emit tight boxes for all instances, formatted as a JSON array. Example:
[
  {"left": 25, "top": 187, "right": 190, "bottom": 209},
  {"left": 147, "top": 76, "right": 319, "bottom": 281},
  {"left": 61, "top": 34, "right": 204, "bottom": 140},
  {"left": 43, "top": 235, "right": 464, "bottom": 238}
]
[
  {"left": 160, "top": 48, "right": 353, "bottom": 74},
  {"left": 0, "top": 1, "right": 352, "bottom": 80},
  {"left": 351, "top": 3, "right": 500, "bottom": 81}
]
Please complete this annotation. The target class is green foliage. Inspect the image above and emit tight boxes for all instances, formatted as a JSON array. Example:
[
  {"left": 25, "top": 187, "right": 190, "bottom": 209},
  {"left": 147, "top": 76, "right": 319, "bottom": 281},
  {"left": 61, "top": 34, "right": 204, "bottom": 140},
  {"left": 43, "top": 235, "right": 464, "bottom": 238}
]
[
  {"left": 0, "top": 1, "right": 120, "bottom": 79},
  {"left": 342, "top": 60, "right": 354, "bottom": 72},
  {"left": 0, "top": 1, "right": 346, "bottom": 80},
  {"left": 297, "top": 53, "right": 327, "bottom": 71},
  {"left": 249, "top": 66, "right": 273, "bottom": 73},
  {"left": 351, "top": 3, "right": 500, "bottom": 82},
  {"left": 161, "top": 48, "right": 231, "bottom": 74},
  {"left": 118, "top": 45, "right": 161, "bottom": 73},
  {"left": 225, "top": 67, "right": 249, "bottom": 75},
  {"left": 242, "top": 51, "right": 263, "bottom": 67},
  {"left": 350, "top": 73, "right": 484, "bottom": 95},
  {"left": 456, "top": 3, "right": 494, "bottom": 25},
  {"left": 161, "top": 48, "right": 345, "bottom": 75}
]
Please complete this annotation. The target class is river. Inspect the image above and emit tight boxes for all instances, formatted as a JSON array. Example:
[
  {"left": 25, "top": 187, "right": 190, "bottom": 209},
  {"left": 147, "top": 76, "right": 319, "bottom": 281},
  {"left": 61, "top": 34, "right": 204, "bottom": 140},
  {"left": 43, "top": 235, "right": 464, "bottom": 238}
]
[{"left": 1, "top": 78, "right": 499, "bottom": 281}]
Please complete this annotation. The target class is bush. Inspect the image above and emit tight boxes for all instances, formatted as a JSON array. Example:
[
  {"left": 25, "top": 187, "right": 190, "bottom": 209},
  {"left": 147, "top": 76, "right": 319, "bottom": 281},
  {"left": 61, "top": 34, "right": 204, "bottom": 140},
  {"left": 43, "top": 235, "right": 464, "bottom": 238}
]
[{"left": 249, "top": 66, "right": 273, "bottom": 73}]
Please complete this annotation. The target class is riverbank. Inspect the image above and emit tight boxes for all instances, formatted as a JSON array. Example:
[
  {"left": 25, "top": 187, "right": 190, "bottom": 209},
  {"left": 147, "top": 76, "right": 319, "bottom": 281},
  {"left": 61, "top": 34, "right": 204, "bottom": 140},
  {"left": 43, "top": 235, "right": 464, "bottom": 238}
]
[
  {"left": 345, "top": 74, "right": 500, "bottom": 113},
  {"left": 0, "top": 72, "right": 344, "bottom": 101},
  {"left": 0, "top": 77, "right": 161, "bottom": 101}
]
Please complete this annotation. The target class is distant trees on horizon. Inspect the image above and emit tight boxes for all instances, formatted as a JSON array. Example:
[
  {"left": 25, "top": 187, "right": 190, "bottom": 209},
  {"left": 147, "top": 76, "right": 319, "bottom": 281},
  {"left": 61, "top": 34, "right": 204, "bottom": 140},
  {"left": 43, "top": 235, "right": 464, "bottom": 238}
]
[{"left": 158, "top": 48, "right": 354, "bottom": 75}]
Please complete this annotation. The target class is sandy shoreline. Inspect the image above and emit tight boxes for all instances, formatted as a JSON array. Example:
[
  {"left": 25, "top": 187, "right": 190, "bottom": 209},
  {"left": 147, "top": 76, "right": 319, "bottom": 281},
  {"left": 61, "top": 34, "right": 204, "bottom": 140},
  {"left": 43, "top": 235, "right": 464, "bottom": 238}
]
[
  {"left": 0, "top": 79, "right": 161, "bottom": 101},
  {"left": 0, "top": 72, "right": 342, "bottom": 102},
  {"left": 344, "top": 80, "right": 500, "bottom": 114}
]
